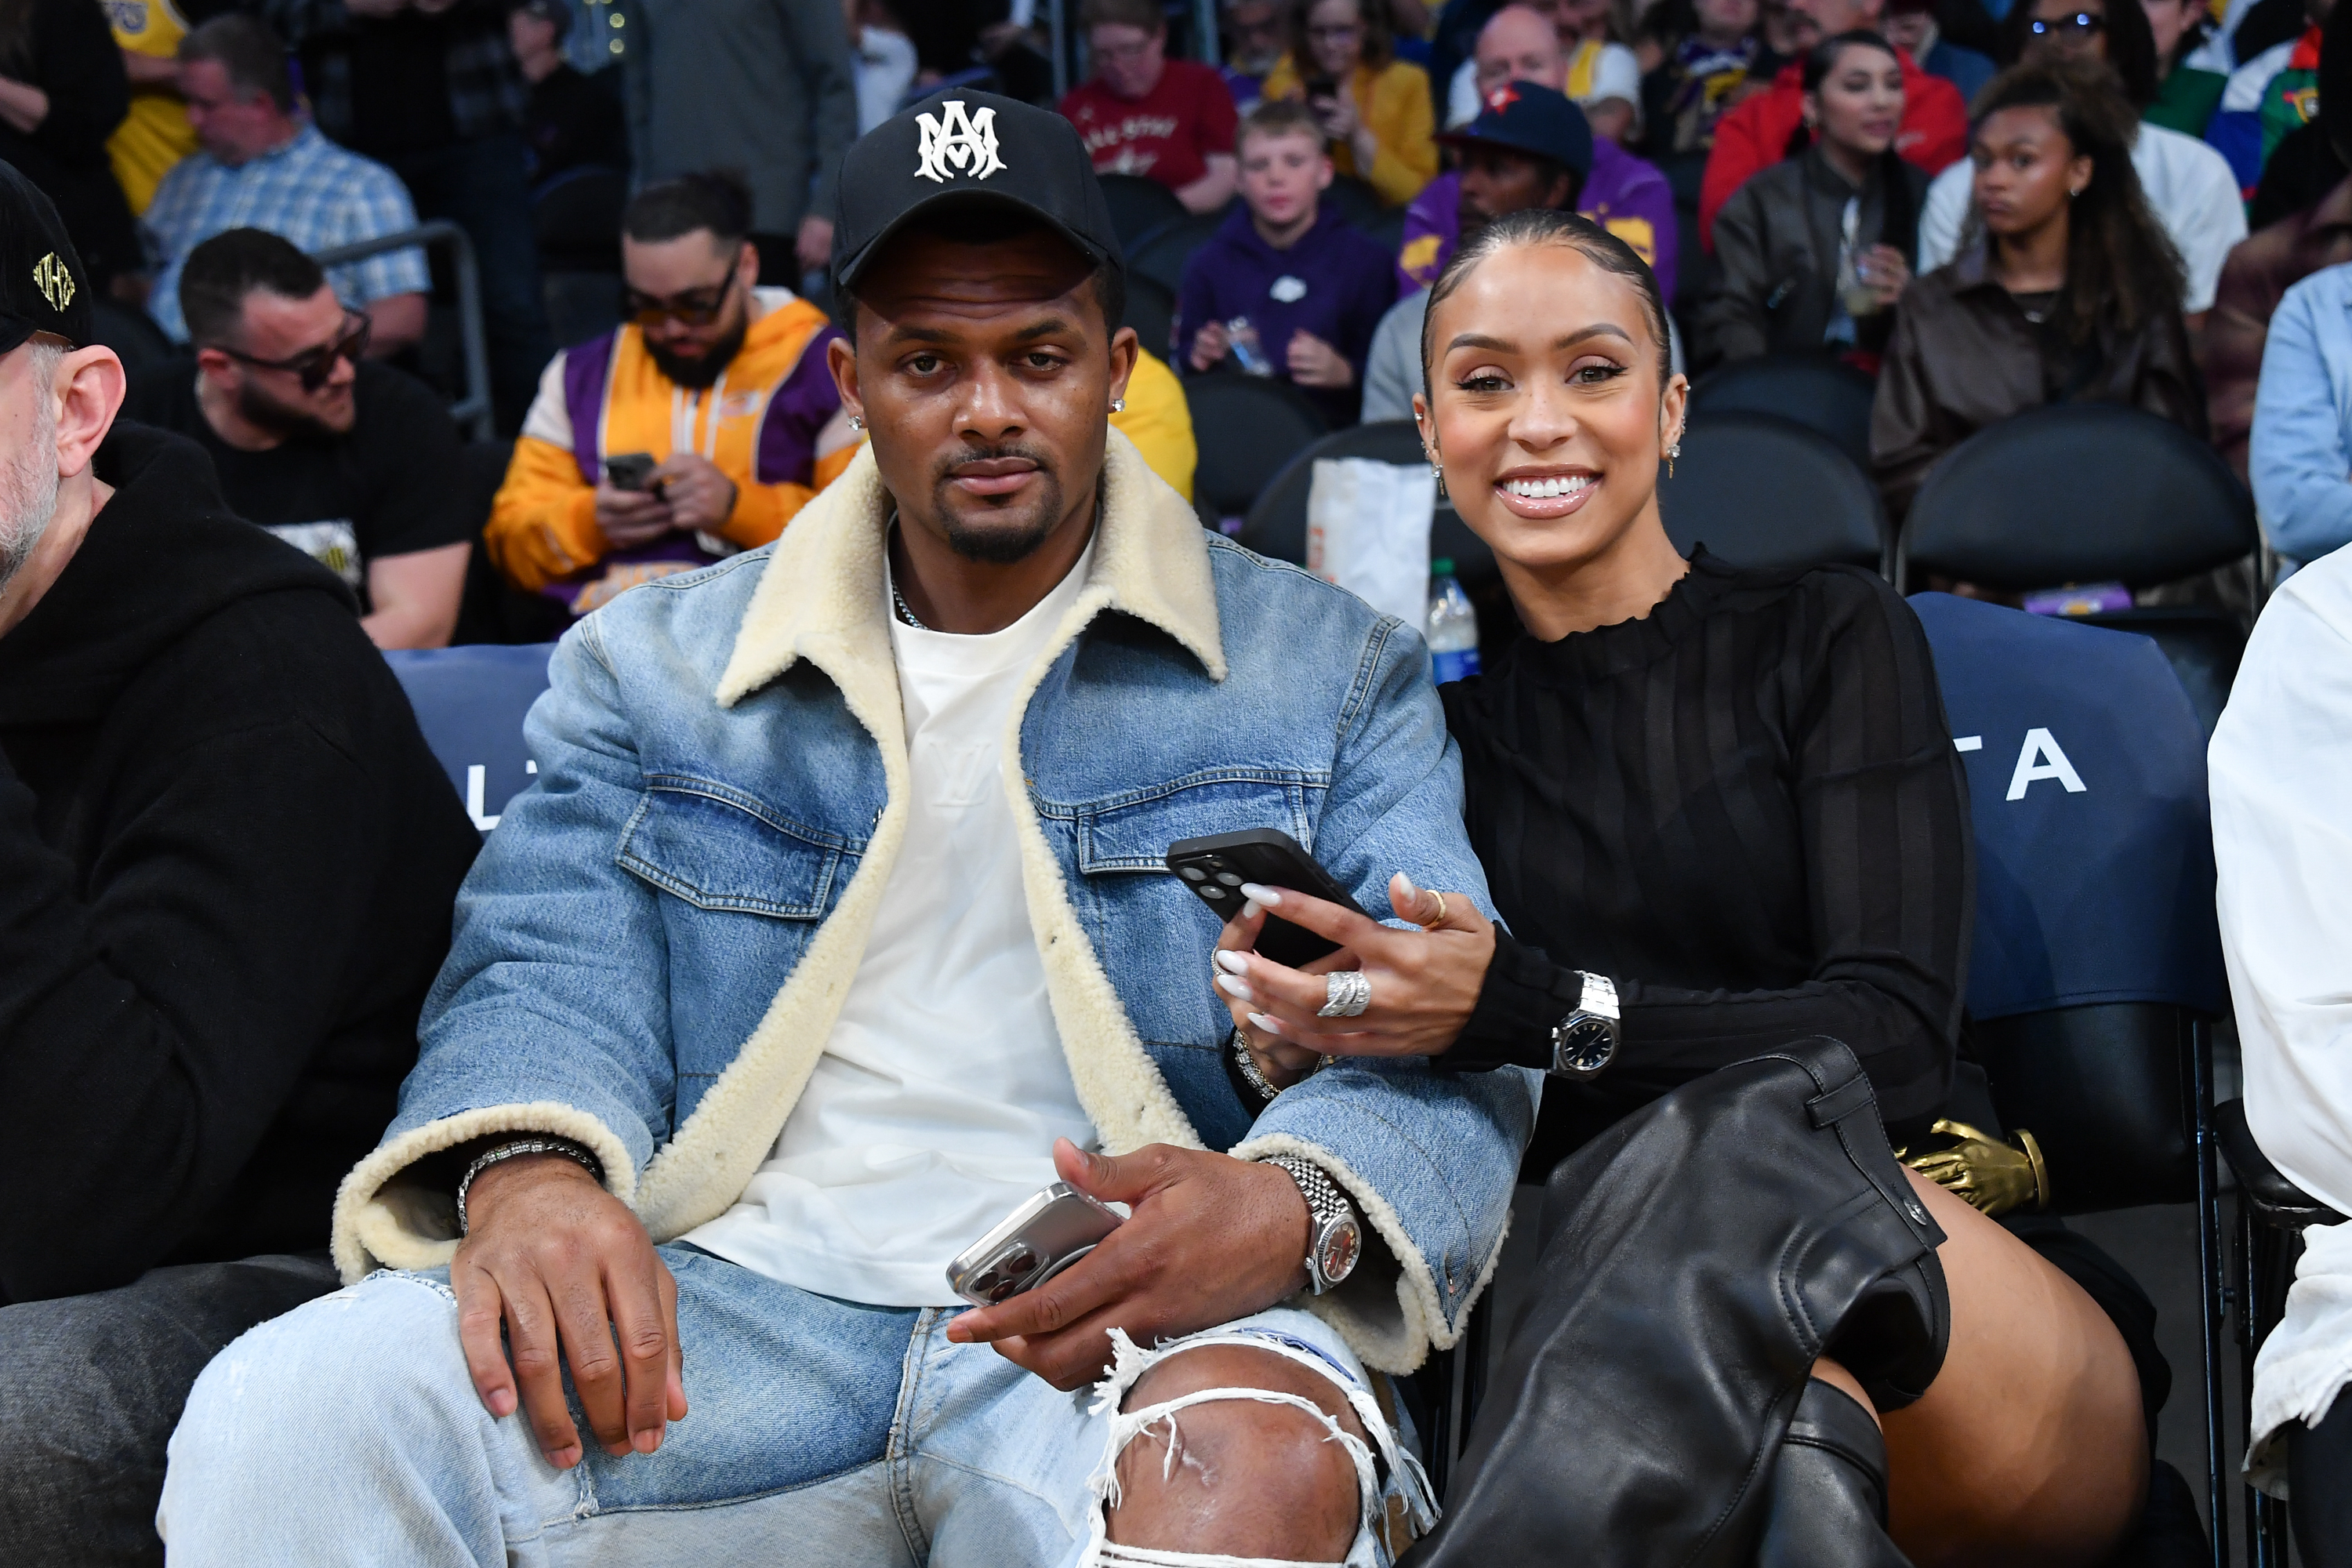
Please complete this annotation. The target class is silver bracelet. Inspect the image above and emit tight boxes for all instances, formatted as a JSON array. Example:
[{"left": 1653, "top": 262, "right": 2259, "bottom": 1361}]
[
  {"left": 455, "top": 1136, "right": 603, "bottom": 1236},
  {"left": 1234, "top": 1034, "right": 1283, "bottom": 1103}
]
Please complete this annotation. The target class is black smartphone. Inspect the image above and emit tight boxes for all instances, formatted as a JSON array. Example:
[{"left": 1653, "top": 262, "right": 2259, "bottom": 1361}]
[
  {"left": 1302, "top": 74, "right": 1339, "bottom": 102},
  {"left": 604, "top": 452, "right": 658, "bottom": 492},
  {"left": 1165, "top": 828, "right": 1369, "bottom": 969}
]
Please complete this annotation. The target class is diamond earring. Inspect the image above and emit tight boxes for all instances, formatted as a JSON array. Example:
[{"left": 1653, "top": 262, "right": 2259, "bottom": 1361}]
[
  {"left": 1111, "top": 397, "right": 1126, "bottom": 413},
  {"left": 1428, "top": 452, "right": 1447, "bottom": 500},
  {"left": 848, "top": 413, "right": 865, "bottom": 432},
  {"left": 1667, "top": 439, "right": 1681, "bottom": 478}
]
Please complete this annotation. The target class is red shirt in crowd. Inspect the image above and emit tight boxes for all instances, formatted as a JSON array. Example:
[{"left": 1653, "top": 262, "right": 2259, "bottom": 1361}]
[
  {"left": 1059, "top": 59, "right": 1240, "bottom": 194},
  {"left": 1697, "top": 49, "right": 1968, "bottom": 250}
]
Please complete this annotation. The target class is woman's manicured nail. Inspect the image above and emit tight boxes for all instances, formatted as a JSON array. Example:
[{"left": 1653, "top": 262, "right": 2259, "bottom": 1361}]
[
  {"left": 1240, "top": 898, "right": 1263, "bottom": 920},
  {"left": 1214, "top": 949, "right": 1249, "bottom": 975},
  {"left": 1217, "top": 975, "right": 1254, "bottom": 1003},
  {"left": 1239, "top": 883, "right": 1283, "bottom": 906},
  {"left": 1396, "top": 870, "right": 1419, "bottom": 898},
  {"left": 1249, "top": 1011, "right": 1285, "bottom": 1036}
]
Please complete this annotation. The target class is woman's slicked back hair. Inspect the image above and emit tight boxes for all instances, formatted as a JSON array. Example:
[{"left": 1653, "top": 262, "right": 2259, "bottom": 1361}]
[{"left": 1418, "top": 209, "right": 1672, "bottom": 401}]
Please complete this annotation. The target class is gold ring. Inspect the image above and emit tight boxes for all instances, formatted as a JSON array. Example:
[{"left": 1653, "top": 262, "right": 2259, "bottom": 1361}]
[{"left": 1428, "top": 891, "right": 1446, "bottom": 926}]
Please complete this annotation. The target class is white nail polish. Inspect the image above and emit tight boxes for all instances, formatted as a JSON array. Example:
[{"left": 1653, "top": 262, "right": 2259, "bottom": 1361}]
[
  {"left": 1396, "top": 870, "right": 1419, "bottom": 898},
  {"left": 1240, "top": 899, "right": 1264, "bottom": 920},
  {"left": 1238, "top": 883, "right": 1283, "bottom": 906},
  {"left": 1214, "top": 949, "right": 1249, "bottom": 975},
  {"left": 1249, "top": 1011, "right": 1283, "bottom": 1036},
  {"left": 1217, "top": 975, "right": 1254, "bottom": 1003}
]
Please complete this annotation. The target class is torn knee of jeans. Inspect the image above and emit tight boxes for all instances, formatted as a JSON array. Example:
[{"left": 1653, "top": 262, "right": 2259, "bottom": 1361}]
[{"left": 1080, "top": 1327, "right": 1437, "bottom": 1567}]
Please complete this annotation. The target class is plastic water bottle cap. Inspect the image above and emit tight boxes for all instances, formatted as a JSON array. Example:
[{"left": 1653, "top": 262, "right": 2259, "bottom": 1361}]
[{"left": 1431, "top": 557, "right": 1455, "bottom": 576}]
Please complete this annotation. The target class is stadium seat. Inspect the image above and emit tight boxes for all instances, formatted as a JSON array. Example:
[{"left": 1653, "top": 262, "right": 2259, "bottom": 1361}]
[
  {"left": 1686, "top": 354, "right": 1877, "bottom": 469},
  {"left": 1128, "top": 209, "right": 1229, "bottom": 295},
  {"left": 1661, "top": 411, "right": 1887, "bottom": 575},
  {"left": 1123, "top": 273, "right": 1176, "bottom": 361},
  {"left": 1357, "top": 205, "right": 1406, "bottom": 261},
  {"left": 1101, "top": 173, "right": 1190, "bottom": 254},
  {"left": 1910, "top": 590, "right": 2230, "bottom": 1559},
  {"left": 88, "top": 299, "right": 176, "bottom": 377},
  {"left": 534, "top": 165, "right": 630, "bottom": 350},
  {"left": 1182, "top": 373, "right": 1327, "bottom": 532},
  {"left": 383, "top": 643, "right": 556, "bottom": 832},
  {"left": 2216, "top": 1098, "right": 2343, "bottom": 1562},
  {"left": 1324, "top": 175, "right": 1386, "bottom": 230},
  {"left": 1237, "top": 418, "right": 1496, "bottom": 589},
  {"left": 1899, "top": 404, "right": 2259, "bottom": 735}
]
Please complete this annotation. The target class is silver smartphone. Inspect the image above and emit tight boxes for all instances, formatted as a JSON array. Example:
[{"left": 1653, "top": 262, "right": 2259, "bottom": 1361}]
[{"left": 945, "top": 1182, "right": 1124, "bottom": 1307}]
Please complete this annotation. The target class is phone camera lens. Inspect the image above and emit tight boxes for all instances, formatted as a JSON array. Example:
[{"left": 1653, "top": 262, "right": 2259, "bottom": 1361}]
[
  {"left": 1203, "top": 885, "right": 1228, "bottom": 899},
  {"left": 1179, "top": 866, "right": 1207, "bottom": 881},
  {"left": 1215, "top": 873, "right": 1243, "bottom": 887}
]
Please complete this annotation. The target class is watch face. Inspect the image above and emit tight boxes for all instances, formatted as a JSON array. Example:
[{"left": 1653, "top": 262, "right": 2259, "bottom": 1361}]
[
  {"left": 1316, "top": 1218, "right": 1362, "bottom": 1285},
  {"left": 1554, "top": 1016, "right": 1616, "bottom": 1076}
]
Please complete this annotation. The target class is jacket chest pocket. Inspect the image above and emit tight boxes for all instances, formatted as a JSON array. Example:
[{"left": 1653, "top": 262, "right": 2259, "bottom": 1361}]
[
  {"left": 1067, "top": 773, "right": 1319, "bottom": 1047},
  {"left": 615, "top": 780, "right": 850, "bottom": 918}
]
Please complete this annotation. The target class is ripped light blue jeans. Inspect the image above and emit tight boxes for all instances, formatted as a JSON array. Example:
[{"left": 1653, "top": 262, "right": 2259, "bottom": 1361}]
[{"left": 157, "top": 1243, "right": 1431, "bottom": 1567}]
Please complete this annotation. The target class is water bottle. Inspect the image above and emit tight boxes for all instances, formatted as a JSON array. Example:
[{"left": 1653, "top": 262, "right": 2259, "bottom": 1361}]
[
  {"left": 1226, "top": 316, "right": 1275, "bottom": 376},
  {"left": 1427, "top": 559, "right": 1482, "bottom": 685}
]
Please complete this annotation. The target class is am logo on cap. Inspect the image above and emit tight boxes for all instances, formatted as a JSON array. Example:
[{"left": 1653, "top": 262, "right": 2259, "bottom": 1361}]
[
  {"left": 914, "top": 100, "right": 1007, "bottom": 185},
  {"left": 32, "top": 252, "right": 72, "bottom": 313}
]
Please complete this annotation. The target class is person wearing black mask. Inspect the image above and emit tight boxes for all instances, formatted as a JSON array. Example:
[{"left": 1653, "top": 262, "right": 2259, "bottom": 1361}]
[{"left": 0, "top": 164, "right": 479, "bottom": 1566}]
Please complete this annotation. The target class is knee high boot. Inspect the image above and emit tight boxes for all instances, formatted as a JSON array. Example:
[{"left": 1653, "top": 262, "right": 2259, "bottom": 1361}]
[
  {"left": 1755, "top": 1379, "right": 1911, "bottom": 1568},
  {"left": 1404, "top": 1037, "right": 1949, "bottom": 1568}
]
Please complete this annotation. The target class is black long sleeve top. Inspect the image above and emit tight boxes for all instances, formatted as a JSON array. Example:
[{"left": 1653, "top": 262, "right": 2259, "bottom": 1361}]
[
  {"left": 0, "top": 425, "right": 481, "bottom": 1305},
  {"left": 1439, "top": 551, "right": 1972, "bottom": 1134}
]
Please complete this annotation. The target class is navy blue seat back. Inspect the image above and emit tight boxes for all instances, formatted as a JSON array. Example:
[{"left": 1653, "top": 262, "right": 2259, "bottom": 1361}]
[
  {"left": 1910, "top": 592, "right": 2225, "bottom": 1210},
  {"left": 384, "top": 644, "right": 557, "bottom": 833}
]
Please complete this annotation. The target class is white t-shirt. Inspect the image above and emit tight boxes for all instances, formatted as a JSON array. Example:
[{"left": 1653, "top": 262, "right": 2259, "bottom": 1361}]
[
  {"left": 1446, "top": 39, "right": 1642, "bottom": 129},
  {"left": 684, "top": 538, "right": 1101, "bottom": 1306},
  {"left": 1914, "top": 122, "right": 2246, "bottom": 314}
]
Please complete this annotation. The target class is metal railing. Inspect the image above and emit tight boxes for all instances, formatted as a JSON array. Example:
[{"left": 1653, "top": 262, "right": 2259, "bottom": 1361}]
[{"left": 310, "top": 220, "right": 495, "bottom": 442}]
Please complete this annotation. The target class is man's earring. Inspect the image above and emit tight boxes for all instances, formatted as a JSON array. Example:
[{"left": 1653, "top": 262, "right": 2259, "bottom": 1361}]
[
  {"left": 1111, "top": 397, "right": 1126, "bottom": 413},
  {"left": 848, "top": 412, "right": 865, "bottom": 431}
]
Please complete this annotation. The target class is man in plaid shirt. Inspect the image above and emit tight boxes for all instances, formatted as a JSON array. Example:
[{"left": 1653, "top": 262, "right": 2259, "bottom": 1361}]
[{"left": 144, "top": 16, "right": 430, "bottom": 353}]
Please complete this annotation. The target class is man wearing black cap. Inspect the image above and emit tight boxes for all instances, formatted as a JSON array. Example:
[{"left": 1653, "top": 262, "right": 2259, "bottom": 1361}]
[
  {"left": 160, "top": 92, "right": 1532, "bottom": 1567},
  {"left": 0, "top": 164, "right": 481, "bottom": 1566},
  {"left": 1363, "top": 79, "right": 1600, "bottom": 420}
]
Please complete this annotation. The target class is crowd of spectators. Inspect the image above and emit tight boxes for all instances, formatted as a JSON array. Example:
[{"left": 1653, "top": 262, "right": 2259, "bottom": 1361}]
[{"left": 20, "top": 0, "right": 2352, "bottom": 1557}]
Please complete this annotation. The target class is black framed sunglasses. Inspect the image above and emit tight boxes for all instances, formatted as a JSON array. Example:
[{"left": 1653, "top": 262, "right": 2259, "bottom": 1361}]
[
  {"left": 2029, "top": 11, "right": 2106, "bottom": 37},
  {"left": 212, "top": 309, "right": 371, "bottom": 392},
  {"left": 622, "top": 281, "right": 735, "bottom": 329}
]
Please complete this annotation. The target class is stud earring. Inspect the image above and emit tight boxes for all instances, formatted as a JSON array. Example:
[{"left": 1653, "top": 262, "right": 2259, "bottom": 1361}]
[
  {"left": 848, "top": 413, "right": 865, "bottom": 431},
  {"left": 1111, "top": 397, "right": 1126, "bottom": 413}
]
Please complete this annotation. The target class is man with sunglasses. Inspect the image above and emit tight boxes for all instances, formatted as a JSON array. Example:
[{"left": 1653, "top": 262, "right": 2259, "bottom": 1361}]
[
  {"left": 124, "top": 228, "right": 474, "bottom": 650},
  {"left": 485, "top": 169, "right": 858, "bottom": 622},
  {"left": 0, "top": 164, "right": 480, "bottom": 1567}
]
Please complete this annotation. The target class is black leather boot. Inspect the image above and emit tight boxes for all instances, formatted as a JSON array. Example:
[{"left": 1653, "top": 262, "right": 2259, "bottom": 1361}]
[
  {"left": 1405, "top": 1037, "right": 1949, "bottom": 1568},
  {"left": 1755, "top": 1378, "right": 1911, "bottom": 1568}
]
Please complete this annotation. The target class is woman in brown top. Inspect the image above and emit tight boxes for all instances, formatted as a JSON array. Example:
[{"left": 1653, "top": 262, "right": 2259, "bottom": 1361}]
[{"left": 1869, "top": 57, "right": 2205, "bottom": 523}]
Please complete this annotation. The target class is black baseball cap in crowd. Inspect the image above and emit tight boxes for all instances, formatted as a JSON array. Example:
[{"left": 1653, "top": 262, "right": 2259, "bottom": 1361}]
[
  {"left": 0, "top": 161, "right": 90, "bottom": 352},
  {"left": 1438, "top": 81, "right": 1596, "bottom": 184},
  {"left": 830, "top": 89, "right": 1122, "bottom": 293}
]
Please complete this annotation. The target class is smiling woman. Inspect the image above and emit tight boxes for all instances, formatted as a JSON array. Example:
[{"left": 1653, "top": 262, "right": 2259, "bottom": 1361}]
[{"left": 1209, "top": 208, "right": 2166, "bottom": 1563}]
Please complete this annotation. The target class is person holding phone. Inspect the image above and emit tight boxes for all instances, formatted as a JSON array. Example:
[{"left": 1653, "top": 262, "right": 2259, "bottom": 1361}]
[
  {"left": 1205, "top": 209, "right": 2169, "bottom": 1562},
  {"left": 161, "top": 95, "right": 1531, "bottom": 1568},
  {"left": 1261, "top": 0, "right": 1441, "bottom": 205},
  {"left": 484, "top": 169, "right": 861, "bottom": 626}
]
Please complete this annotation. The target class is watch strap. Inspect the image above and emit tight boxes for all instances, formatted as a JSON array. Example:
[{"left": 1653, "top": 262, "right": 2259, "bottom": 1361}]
[{"left": 1267, "top": 1153, "right": 1360, "bottom": 1294}]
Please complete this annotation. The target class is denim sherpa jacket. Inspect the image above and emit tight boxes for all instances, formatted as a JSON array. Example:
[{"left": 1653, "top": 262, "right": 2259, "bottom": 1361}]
[{"left": 332, "top": 430, "right": 1539, "bottom": 1371}]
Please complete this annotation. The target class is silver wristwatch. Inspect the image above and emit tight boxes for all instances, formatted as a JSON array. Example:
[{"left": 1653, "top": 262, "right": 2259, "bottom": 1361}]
[
  {"left": 1267, "top": 1154, "right": 1362, "bottom": 1294},
  {"left": 1550, "top": 971, "right": 1621, "bottom": 1078}
]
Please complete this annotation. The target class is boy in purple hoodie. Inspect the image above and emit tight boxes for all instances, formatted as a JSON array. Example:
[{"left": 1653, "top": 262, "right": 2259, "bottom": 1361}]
[{"left": 1177, "top": 100, "right": 1399, "bottom": 426}]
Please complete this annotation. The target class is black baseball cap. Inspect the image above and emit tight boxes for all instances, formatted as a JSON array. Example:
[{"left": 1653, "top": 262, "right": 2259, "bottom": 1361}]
[
  {"left": 1438, "top": 80, "right": 1596, "bottom": 183},
  {"left": 830, "top": 89, "right": 1122, "bottom": 293},
  {"left": 0, "top": 162, "right": 89, "bottom": 353}
]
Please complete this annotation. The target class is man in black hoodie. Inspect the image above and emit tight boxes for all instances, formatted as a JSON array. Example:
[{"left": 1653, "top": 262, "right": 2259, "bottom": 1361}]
[{"left": 0, "top": 166, "right": 481, "bottom": 1566}]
